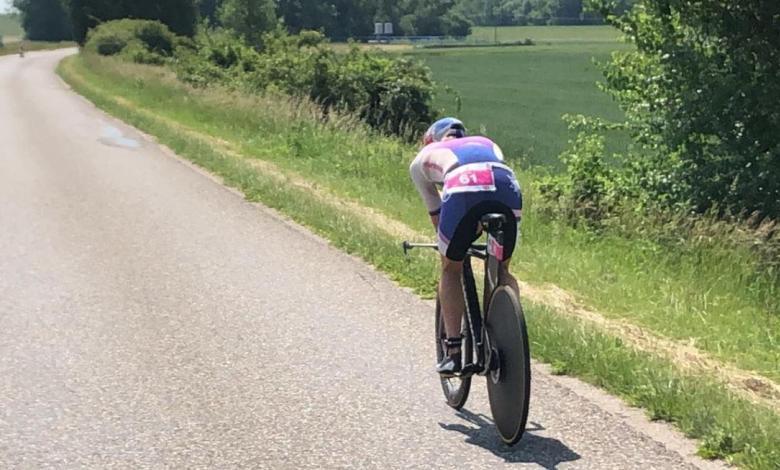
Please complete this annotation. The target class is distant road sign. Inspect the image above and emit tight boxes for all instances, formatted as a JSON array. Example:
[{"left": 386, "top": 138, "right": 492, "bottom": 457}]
[
  {"left": 374, "top": 23, "right": 383, "bottom": 35},
  {"left": 384, "top": 22, "right": 393, "bottom": 35}
]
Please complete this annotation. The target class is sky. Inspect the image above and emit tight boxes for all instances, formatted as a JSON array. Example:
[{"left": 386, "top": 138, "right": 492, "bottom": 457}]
[{"left": 0, "top": 0, "right": 12, "bottom": 14}]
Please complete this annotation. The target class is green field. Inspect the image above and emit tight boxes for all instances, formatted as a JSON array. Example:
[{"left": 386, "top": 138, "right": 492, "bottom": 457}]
[
  {"left": 469, "top": 25, "right": 624, "bottom": 44},
  {"left": 0, "top": 13, "right": 23, "bottom": 40},
  {"left": 411, "top": 26, "right": 631, "bottom": 169}
]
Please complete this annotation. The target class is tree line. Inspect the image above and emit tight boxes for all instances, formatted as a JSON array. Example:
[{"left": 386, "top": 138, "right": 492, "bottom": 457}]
[
  {"left": 453, "top": 0, "right": 630, "bottom": 26},
  {"left": 13, "top": 0, "right": 617, "bottom": 43}
]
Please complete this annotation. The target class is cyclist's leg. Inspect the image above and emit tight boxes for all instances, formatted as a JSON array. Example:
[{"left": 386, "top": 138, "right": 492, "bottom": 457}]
[
  {"left": 437, "top": 192, "right": 471, "bottom": 348},
  {"left": 439, "top": 256, "right": 465, "bottom": 341},
  {"left": 437, "top": 194, "right": 482, "bottom": 374}
]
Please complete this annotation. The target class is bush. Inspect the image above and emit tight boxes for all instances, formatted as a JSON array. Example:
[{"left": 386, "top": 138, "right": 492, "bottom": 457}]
[
  {"left": 120, "top": 40, "right": 168, "bottom": 65},
  {"left": 85, "top": 19, "right": 177, "bottom": 64},
  {"left": 537, "top": 115, "right": 625, "bottom": 226},
  {"left": 538, "top": 115, "right": 780, "bottom": 270},
  {"left": 174, "top": 28, "right": 260, "bottom": 88},
  {"left": 175, "top": 30, "right": 436, "bottom": 137}
]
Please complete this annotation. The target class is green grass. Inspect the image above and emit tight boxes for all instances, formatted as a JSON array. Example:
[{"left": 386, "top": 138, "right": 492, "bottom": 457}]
[
  {"left": 528, "top": 303, "right": 780, "bottom": 468},
  {"left": 519, "top": 215, "right": 780, "bottom": 382},
  {"left": 59, "top": 54, "right": 780, "bottom": 467}
]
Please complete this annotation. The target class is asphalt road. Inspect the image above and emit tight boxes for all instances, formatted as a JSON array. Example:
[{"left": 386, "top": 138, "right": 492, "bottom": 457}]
[{"left": 0, "top": 49, "right": 723, "bottom": 469}]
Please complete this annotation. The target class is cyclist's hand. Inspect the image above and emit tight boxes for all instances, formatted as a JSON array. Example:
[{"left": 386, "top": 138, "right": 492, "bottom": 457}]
[{"left": 430, "top": 214, "right": 439, "bottom": 229}]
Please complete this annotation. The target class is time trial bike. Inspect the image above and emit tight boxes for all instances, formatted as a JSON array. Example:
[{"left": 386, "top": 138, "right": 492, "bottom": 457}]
[{"left": 403, "top": 213, "right": 531, "bottom": 445}]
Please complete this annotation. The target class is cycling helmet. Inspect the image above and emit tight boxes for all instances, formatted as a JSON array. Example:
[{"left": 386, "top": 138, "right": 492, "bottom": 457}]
[{"left": 422, "top": 117, "right": 467, "bottom": 146}]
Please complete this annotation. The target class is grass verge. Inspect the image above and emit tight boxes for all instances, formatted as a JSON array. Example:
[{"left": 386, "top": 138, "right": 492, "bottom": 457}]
[{"left": 59, "top": 54, "right": 780, "bottom": 467}]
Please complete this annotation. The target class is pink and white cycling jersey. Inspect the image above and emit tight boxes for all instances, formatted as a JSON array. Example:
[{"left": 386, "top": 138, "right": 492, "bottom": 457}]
[{"left": 409, "top": 136, "right": 508, "bottom": 215}]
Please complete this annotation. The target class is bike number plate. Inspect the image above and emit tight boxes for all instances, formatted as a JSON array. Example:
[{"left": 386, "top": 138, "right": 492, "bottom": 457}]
[
  {"left": 488, "top": 234, "right": 504, "bottom": 260},
  {"left": 443, "top": 163, "right": 496, "bottom": 196}
]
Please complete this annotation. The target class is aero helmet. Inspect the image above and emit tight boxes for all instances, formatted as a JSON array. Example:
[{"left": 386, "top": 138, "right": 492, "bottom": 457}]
[{"left": 422, "top": 117, "right": 466, "bottom": 146}]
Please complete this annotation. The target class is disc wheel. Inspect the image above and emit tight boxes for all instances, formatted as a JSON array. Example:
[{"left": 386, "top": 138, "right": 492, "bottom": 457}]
[
  {"left": 484, "top": 286, "right": 531, "bottom": 445},
  {"left": 436, "top": 297, "right": 472, "bottom": 410}
]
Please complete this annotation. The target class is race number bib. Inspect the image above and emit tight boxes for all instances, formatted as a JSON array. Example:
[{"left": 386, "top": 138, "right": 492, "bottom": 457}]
[{"left": 443, "top": 163, "right": 496, "bottom": 196}]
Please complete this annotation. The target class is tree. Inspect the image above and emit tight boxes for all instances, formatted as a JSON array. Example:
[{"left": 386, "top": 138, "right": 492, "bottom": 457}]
[
  {"left": 136, "top": 0, "right": 197, "bottom": 38},
  {"left": 454, "top": 0, "right": 620, "bottom": 25},
  {"left": 68, "top": 0, "right": 197, "bottom": 44},
  {"left": 218, "top": 0, "right": 276, "bottom": 47},
  {"left": 13, "top": 0, "right": 72, "bottom": 41},
  {"left": 276, "top": 0, "right": 338, "bottom": 34},
  {"left": 589, "top": 0, "right": 780, "bottom": 218},
  {"left": 68, "top": 0, "right": 122, "bottom": 44},
  {"left": 197, "top": 0, "right": 222, "bottom": 24},
  {"left": 397, "top": 0, "right": 472, "bottom": 36},
  {"left": 330, "top": 0, "right": 375, "bottom": 39}
]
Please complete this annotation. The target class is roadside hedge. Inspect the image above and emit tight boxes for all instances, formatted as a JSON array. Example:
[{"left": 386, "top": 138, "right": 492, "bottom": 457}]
[
  {"left": 175, "top": 29, "right": 436, "bottom": 138},
  {"left": 83, "top": 21, "right": 437, "bottom": 139},
  {"left": 85, "top": 19, "right": 178, "bottom": 65}
]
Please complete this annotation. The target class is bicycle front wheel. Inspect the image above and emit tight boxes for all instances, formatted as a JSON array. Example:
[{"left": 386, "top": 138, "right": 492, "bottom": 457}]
[
  {"left": 436, "top": 297, "right": 472, "bottom": 410},
  {"left": 485, "top": 286, "right": 531, "bottom": 445}
]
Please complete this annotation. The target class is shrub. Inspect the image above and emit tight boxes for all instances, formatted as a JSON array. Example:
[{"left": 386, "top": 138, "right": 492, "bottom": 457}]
[
  {"left": 121, "top": 40, "right": 168, "bottom": 65},
  {"left": 175, "top": 28, "right": 260, "bottom": 88},
  {"left": 175, "top": 30, "right": 436, "bottom": 138},
  {"left": 85, "top": 19, "right": 177, "bottom": 64}
]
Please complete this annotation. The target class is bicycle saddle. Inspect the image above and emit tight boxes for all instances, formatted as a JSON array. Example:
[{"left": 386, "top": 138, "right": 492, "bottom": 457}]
[{"left": 480, "top": 213, "right": 506, "bottom": 232}]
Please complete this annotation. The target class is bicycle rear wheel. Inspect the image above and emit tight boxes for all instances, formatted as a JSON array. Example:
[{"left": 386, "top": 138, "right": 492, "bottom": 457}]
[
  {"left": 485, "top": 286, "right": 531, "bottom": 445},
  {"left": 436, "top": 297, "right": 472, "bottom": 410}
]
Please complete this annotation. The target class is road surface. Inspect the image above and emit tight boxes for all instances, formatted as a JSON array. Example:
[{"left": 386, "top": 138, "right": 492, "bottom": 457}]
[{"left": 0, "top": 49, "right": 722, "bottom": 468}]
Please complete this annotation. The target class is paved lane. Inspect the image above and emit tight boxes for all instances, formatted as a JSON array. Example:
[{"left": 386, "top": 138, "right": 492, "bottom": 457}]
[{"left": 0, "top": 50, "right": 721, "bottom": 468}]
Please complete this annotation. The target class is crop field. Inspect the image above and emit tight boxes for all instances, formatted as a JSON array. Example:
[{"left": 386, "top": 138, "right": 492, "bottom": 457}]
[
  {"left": 411, "top": 26, "right": 632, "bottom": 169},
  {"left": 469, "top": 24, "right": 624, "bottom": 44}
]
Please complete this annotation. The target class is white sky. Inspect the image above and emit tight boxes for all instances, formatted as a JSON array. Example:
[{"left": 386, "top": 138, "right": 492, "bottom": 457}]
[{"left": 0, "top": 0, "right": 13, "bottom": 14}]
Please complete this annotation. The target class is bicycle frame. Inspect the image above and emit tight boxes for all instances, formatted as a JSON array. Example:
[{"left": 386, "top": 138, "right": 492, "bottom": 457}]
[{"left": 402, "top": 214, "right": 508, "bottom": 379}]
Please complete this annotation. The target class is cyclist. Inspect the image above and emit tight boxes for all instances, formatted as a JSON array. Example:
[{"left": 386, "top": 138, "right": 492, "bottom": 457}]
[{"left": 409, "top": 117, "right": 522, "bottom": 376}]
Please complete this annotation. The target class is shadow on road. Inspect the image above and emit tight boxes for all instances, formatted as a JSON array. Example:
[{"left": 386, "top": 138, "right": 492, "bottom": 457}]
[{"left": 439, "top": 409, "right": 581, "bottom": 468}]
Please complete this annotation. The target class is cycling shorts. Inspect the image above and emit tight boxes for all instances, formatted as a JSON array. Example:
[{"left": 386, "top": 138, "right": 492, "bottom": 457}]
[{"left": 437, "top": 163, "right": 522, "bottom": 262}]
